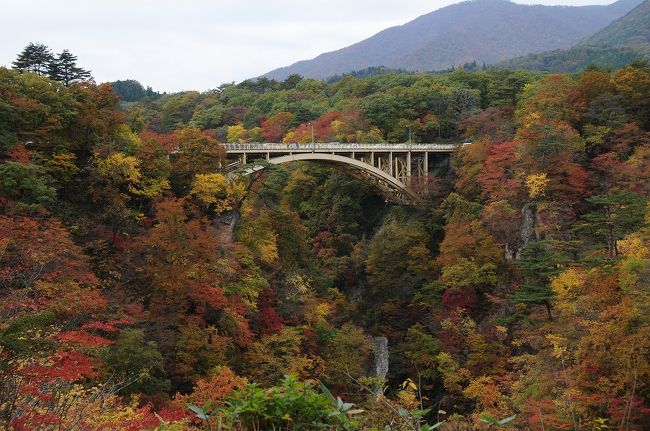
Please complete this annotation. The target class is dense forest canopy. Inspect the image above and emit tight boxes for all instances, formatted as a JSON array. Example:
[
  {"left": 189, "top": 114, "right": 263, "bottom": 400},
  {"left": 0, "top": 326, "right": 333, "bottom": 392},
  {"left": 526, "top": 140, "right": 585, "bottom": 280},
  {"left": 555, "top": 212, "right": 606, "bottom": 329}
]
[{"left": 0, "top": 43, "right": 649, "bottom": 431}]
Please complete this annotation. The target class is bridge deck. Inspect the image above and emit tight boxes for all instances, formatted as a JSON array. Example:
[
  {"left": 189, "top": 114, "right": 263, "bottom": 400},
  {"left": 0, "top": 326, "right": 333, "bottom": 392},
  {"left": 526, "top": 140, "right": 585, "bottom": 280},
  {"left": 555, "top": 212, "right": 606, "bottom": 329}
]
[
  {"left": 223, "top": 142, "right": 464, "bottom": 153},
  {"left": 223, "top": 142, "right": 469, "bottom": 204}
]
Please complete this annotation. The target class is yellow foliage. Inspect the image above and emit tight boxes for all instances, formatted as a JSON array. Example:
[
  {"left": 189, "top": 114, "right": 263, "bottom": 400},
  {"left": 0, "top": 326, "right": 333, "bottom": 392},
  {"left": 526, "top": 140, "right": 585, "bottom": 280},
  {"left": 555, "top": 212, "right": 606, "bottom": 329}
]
[
  {"left": 96, "top": 152, "right": 142, "bottom": 187},
  {"left": 190, "top": 173, "right": 227, "bottom": 206},
  {"left": 439, "top": 258, "right": 497, "bottom": 288},
  {"left": 525, "top": 173, "right": 550, "bottom": 199},
  {"left": 545, "top": 333, "right": 569, "bottom": 359},
  {"left": 521, "top": 110, "right": 542, "bottom": 126},
  {"left": 284, "top": 274, "right": 312, "bottom": 300},
  {"left": 304, "top": 301, "right": 332, "bottom": 327},
  {"left": 396, "top": 378, "right": 419, "bottom": 410},
  {"left": 436, "top": 352, "right": 470, "bottom": 394},
  {"left": 617, "top": 232, "right": 649, "bottom": 259},
  {"left": 331, "top": 119, "right": 344, "bottom": 134},
  {"left": 551, "top": 268, "right": 586, "bottom": 314},
  {"left": 190, "top": 173, "right": 247, "bottom": 214},
  {"left": 95, "top": 152, "right": 169, "bottom": 199},
  {"left": 463, "top": 376, "right": 507, "bottom": 414},
  {"left": 114, "top": 123, "right": 141, "bottom": 153},
  {"left": 227, "top": 123, "right": 247, "bottom": 143},
  {"left": 139, "top": 177, "right": 171, "bottom": 200},
  {"left": 84, "top": 394, "right": 142, "bottom": 430},
  {"left": 257, "top": 232, "right": 279, "bottom": 264},
  {"left": 223, "top": 180, "right": 248, "bottom": 210},
  {"left": 47, "top": 152, "right": 79, "bottom": 181}
]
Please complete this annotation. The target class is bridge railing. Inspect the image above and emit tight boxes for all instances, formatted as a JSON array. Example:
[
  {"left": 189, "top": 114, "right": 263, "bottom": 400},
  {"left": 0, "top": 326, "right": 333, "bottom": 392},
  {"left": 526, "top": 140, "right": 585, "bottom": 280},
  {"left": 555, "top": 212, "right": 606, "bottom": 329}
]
[{"left": 223, "top": 142, "right": 467, "bottom": 152}]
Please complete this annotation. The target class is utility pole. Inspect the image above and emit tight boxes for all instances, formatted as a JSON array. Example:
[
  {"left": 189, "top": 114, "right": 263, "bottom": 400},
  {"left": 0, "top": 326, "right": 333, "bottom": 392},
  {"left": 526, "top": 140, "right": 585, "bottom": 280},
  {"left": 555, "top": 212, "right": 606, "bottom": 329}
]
[{"left": 309, "top": 122, "right": 315, "bottom": 152}]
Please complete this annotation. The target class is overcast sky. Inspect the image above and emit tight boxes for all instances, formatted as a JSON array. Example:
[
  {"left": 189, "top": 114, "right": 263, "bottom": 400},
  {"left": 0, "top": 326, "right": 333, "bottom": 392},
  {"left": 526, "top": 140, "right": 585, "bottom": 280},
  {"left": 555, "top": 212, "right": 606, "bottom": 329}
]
[{"left": 0, "top": 0, "right": 615, "bottom": 92}]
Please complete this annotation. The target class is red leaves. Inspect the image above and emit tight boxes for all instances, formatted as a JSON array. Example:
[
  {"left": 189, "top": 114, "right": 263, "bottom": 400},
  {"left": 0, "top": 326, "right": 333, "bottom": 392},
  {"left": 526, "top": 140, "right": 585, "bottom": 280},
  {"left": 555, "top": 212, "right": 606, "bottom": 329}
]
[
  {"left": 102, "top": 403, "right": 186, "bottom": 431},
  {"left": 6, "top": 144, "right": 31, "bottom": 163},
  {"left": 0, "top": 214, "right": 99, "bottom": 289},
  {"left": 82, "top": 319, "right": 131, "bottom": 333},
  {"left": 478, "top": 140, "right": 524, "bottom": 204},
  {"left": 174, "top": 366, "right": 246, "bottom": 413},
  {"left": 261, "top": 111, "right": 293, "bottom": 142},
  {"left": 11, "top": 413, "right": 62, "bottom": 431},
  {"left": 22, "top": 350, "right": 98, "bottom": 383},
  {"left": 524, "top": 397, "right": 572, "bottom": 430},
  {"left": 193, "top": 285, "right": 227, "bottom": 310},
  {"left": 51, "top": 350, "right": 99, "bottom": 381},
  {"left": 288, "top": 110, "right": 369, "bottom": 143},
  {"left": 57, "top": 330, "right": 113, "bottom": 348},
  {"left": 259, "top": 306, "right": 285, "bottom": 336},
  {"left": 441, "top": 286, "right": 479, "bottom": 313},
  {"left": 543, "top": 160, "right": 592, "bottom": 206}
]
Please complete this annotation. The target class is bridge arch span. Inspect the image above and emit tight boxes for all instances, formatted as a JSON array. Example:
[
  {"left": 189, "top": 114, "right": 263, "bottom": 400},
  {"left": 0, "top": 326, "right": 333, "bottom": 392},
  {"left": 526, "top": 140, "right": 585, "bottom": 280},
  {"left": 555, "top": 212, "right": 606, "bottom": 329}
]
[{"left": 241, "top": 153, "right": 418, "bottom": 205}]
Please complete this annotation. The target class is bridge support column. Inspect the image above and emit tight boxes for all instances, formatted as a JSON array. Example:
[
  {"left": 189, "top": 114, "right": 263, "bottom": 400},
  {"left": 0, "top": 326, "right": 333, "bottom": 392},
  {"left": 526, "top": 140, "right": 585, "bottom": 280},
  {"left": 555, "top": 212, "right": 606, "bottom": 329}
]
[
  {"left": 242, "top": 153, "right": 247, "bottom": 165},
  {"left": 266, "top": 152, "right": 270, "bottom": 161},
  {"left": 370, "top": 151, "right": 375, "bottom": 167},
  {"left": 389, "top": 152, "right": 393, "bottom": 176},
  {"left": 407, "top": 152, "right": 412, "bottom": 180},
  {"left": 424, "top": 151, "right": 428, "bottom": 174}
]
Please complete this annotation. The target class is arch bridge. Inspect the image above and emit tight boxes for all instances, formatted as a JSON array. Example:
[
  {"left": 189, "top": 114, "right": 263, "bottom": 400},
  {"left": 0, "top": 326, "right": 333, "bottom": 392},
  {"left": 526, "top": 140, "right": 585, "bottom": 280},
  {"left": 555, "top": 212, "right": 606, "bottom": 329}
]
[{"left": 224, "top": 143, "right": 465, "bottom": 205}]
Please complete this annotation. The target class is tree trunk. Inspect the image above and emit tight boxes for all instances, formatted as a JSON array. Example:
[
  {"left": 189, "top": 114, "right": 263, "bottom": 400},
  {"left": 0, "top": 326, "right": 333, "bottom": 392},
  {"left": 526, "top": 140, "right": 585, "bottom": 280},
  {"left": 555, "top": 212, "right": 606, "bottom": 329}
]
[{"left": 544, "top": 301, "right": 553, "bottom": 321}]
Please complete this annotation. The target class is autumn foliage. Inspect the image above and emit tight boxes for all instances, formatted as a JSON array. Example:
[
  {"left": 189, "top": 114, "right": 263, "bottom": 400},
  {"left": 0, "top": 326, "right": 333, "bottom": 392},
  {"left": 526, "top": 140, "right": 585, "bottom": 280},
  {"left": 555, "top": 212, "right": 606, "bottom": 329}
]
[{"left": 1, "top": 61, "right": 649, "bottom": 430}]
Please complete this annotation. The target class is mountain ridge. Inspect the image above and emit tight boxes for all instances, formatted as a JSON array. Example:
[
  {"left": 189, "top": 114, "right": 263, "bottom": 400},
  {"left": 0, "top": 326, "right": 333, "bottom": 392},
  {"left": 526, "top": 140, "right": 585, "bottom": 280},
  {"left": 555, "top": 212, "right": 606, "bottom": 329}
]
[
  {"left": 262, "top": 0, "right": 643, "bottom": 80},
  {"left": 498, "top": 0, "right": 650, "bottom": 72}
]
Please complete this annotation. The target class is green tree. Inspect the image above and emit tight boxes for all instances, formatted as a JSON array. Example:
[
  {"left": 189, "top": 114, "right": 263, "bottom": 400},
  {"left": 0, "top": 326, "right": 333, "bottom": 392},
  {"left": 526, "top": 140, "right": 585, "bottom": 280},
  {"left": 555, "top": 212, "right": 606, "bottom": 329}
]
[
  {"left": 103, "top": 329, "right": 169, "bottom": 395},
  {"left": 170, "top": 127, "right": 224, "bottom": 192},
  {"left": 0, "top": 162, "right": 56, "bottom": 212},
  {"left": 321, "top": 324, "right": 372, "bottom": 388},
  {"left": 576, "top": 191, "right": 646, "bottom": 257},
  {"left": 366, "top": 219, "right": 433, "bottom": 297},
  {"left": 511, "top": 241, "right": 572, "bottom": 320},
  {"left": 403, "top": 323, "right": 440, "bottom": 380},
  {"left": 12, "top": 42, "right": 53, "bottom": 75},
  {"left": 48, "top": 50, "right": 91, "bottom": 86}
]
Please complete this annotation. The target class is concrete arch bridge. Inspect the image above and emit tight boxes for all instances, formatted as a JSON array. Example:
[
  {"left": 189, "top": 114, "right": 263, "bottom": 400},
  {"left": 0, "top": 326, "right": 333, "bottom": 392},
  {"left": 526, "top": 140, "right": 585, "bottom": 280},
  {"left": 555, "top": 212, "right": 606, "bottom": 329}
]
[{"left": 224, "top": 142, "right": 466, "bottom": 205}]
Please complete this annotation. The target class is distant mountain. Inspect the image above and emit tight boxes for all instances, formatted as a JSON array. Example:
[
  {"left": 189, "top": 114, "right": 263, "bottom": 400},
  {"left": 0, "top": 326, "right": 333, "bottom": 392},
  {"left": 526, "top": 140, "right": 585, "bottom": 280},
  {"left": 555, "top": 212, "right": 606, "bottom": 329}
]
[
  {"left": 500, "top": 0, "right": 650, "bottom": 72},
  {"left": 582, "top": 0, "right": 650, "bottom": 46},
  {"left": 262, "top": 0, "right": 643, "bottom": 80}
]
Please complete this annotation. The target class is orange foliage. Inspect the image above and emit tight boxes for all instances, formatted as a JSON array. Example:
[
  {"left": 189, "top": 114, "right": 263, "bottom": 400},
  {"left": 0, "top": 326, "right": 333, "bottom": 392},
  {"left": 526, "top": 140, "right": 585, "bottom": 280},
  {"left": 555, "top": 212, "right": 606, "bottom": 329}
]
[
  {"left": 175, "top": 366, "right": 246, "bottom": 410},
  {"left": 478, "top": 140, "right": 524, "bottom": 203}
]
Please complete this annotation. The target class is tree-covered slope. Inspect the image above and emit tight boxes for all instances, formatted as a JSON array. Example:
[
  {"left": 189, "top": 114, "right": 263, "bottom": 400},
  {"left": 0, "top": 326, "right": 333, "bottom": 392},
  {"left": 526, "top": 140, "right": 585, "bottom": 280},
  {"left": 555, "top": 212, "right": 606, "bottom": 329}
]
[
  {"left": 582, "top": 0, "right": 650, "bottom": 46},
  {"left": 499, "top": 0, "right": 650, "bottom": 72},
  {"left": 263, "top": 0, "right": 642, "bottom": 80},
  {"left": 1, "top": 44, "right": 649, "bottom": 430}
]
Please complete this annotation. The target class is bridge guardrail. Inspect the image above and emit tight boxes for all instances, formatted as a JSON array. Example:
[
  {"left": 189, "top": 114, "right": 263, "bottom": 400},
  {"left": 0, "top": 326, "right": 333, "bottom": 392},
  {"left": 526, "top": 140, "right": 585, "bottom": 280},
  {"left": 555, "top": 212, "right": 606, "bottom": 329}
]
[{"left": 222, "top": 142, "right": 468, "bottom": 151}]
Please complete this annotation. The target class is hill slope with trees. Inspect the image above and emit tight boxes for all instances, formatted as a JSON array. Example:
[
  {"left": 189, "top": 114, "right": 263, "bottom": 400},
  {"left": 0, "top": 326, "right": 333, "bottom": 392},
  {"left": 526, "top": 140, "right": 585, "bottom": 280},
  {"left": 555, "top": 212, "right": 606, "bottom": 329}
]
[
  {"left": 500, "top": 0, "right": 650, "bottom": 72},
  {"left": 263, "top": 0, "right": 643, "bottom": 80},
  {"left": 1, "top": 43, "right": 649, "bottom": 430}
]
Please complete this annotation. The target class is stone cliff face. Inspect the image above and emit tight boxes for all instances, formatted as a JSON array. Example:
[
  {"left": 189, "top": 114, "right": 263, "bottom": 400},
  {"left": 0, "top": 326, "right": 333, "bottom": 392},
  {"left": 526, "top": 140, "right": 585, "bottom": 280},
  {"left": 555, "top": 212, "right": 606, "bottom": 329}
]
[{"left": 372, "top": 336, "right": 389, "bottom": 395}]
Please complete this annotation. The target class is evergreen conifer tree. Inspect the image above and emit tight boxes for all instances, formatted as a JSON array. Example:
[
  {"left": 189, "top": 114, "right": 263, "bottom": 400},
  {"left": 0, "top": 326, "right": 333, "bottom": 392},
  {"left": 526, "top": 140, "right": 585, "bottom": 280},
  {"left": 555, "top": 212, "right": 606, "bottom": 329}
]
[
  {"left": 511, "top": 240, "right": 572, "bottom": 320},
  {"left": 49, "top": 50, "right": 91, "bottom": 86},
  {"left": 12, "top": 42, "right": 54, "bottom": 76}
]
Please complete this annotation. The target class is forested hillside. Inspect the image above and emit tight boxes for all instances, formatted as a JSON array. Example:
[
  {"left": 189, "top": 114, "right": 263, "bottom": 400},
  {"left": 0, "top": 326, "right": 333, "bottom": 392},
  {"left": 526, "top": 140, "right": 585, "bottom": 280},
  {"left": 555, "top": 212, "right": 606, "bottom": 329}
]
[
  {"left": 500, "top": 0, "right": 650, "bottom": 72},
  {"left": 1, "top": 51, "right": 649, "bottom": 431},
  {"left": 263, "top": 0, "right": 642, "bottom": 80}
]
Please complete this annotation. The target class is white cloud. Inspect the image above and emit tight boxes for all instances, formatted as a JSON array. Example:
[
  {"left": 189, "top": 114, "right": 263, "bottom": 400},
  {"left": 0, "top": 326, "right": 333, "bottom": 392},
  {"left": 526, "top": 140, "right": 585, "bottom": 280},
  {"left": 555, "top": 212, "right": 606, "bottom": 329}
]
[{"left": 0, "top": 0, "right": 615, "bottom": 92}]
